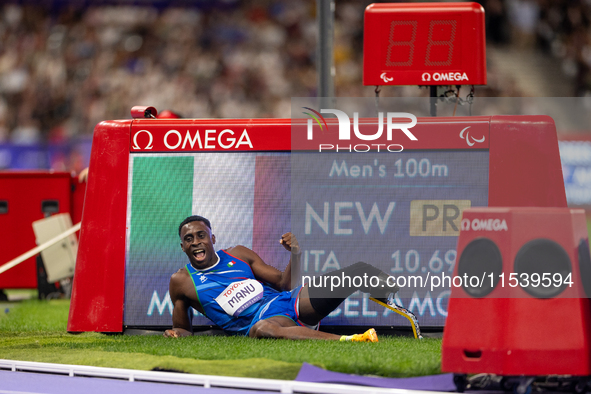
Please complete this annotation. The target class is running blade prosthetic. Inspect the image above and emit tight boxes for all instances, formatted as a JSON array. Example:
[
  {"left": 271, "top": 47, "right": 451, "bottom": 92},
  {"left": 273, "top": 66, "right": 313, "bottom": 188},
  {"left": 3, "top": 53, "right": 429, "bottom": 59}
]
[{"left": 370, "top": 295, "right": 423, "bottom": 339}]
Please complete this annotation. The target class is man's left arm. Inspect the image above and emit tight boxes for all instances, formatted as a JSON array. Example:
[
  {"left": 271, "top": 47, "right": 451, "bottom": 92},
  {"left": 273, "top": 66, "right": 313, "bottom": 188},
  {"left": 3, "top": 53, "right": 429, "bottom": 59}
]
[
  {"left": 228, "top": 232, "right": 300, "bottom": 291},
  {"left": 277, "top": 232, "right": 301, "bottom": 289}
]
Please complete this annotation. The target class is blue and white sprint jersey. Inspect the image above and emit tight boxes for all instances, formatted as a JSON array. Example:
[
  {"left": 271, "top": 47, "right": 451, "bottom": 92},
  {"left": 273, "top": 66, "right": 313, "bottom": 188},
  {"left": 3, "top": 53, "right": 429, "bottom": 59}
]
[{"left": 185, "top": 249, "right": 305, "bottom": 335}]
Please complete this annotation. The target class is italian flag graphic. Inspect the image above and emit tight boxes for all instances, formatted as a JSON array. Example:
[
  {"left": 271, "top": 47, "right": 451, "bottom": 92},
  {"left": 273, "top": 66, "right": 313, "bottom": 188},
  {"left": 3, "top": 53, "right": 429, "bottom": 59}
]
[{"left": 123, "top": 153, "right": 290, "bottom": 327}]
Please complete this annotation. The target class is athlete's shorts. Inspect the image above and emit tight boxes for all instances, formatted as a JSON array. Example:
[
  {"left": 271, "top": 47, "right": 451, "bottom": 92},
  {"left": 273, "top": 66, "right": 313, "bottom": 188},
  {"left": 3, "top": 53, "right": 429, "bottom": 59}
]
[{"left": 246, "top": 286, "right": 316, "bottom": 335}]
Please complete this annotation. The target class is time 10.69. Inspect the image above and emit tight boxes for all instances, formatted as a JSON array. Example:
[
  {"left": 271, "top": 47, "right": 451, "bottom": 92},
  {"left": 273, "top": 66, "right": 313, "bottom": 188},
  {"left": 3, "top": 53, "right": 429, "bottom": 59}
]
[{"left": 390, "top": 249, "right": 456, "bottom": 274}]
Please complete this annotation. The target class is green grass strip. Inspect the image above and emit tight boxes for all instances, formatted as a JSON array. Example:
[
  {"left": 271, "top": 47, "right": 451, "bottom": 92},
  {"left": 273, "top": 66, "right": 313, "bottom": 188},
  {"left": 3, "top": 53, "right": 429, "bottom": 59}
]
[{"left": 0, "top": 300, "right": 443, "bottom": 378}]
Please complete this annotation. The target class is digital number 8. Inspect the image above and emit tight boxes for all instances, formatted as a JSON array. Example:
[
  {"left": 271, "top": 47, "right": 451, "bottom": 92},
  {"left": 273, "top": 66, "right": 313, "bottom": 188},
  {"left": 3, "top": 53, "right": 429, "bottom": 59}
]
[
  {"left": 386, "top": 21, "right": 417, "bottom": 67},
  {"left": 425, "top": 20, "right": 456, "bottom": 66}
]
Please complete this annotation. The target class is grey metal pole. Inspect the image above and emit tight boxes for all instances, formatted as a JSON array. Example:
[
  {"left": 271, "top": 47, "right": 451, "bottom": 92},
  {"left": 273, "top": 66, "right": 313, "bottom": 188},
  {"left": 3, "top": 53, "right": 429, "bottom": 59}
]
[
  {"left": 317, "top": 0, "right": 335, "bottom": 109},
  {"left": 430, "top": 85, "right": 437, "bottom": 117}
]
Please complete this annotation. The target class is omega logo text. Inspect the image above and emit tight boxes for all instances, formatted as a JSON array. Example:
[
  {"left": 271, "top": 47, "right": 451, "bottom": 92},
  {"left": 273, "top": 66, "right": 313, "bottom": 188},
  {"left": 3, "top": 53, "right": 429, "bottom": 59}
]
[
  {"left": 421, "top": 72, "right": 469, "bottom": 82},
  {"left": 461, "top": 218, "right": 508, "bottom": 232},
  {"left": 132, "top": 128, "right": 253, "bottom": 151}
]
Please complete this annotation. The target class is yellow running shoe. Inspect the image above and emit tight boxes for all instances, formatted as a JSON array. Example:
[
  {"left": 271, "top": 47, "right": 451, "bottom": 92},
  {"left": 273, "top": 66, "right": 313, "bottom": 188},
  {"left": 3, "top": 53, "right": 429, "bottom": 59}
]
[{"left": 349, "top": 328, "right": 378, "bottom": 342}]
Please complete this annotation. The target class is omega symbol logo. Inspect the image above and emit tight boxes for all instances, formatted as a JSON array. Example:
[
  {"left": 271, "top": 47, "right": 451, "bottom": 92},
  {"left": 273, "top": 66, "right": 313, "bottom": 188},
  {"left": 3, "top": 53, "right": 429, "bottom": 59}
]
[
  {"left": 132, "top": 130, "right": 154, "bottom": 150},
  {"left": 459, "top": 126, "right": 485, "bottom": 147}
]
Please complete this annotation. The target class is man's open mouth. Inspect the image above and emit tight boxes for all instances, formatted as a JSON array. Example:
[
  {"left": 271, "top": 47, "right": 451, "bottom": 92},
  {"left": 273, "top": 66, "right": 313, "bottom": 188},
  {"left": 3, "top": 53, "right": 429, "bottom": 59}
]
[{"left": 193, "top": 249, "right": 206, "bottom": 259}]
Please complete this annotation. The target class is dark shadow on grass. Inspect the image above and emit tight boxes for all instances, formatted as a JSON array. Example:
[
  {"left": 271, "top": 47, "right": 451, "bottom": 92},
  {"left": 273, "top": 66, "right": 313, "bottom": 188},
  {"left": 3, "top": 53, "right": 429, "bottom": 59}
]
[{"left": 151, "top": 367, "right": 188, "bottom": 373}]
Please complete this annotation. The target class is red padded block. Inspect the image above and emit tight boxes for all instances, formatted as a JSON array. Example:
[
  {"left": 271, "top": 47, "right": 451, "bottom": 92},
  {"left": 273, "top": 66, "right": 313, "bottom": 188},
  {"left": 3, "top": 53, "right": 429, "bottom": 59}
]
[
  {"left": 442, "top": 207, "right": 591, "bottom": 376},
  {"left": 0, "top": 172, "right": 72, "bottom": 289},
  {"left": 70, "top": 177, "right": 86, "bottom": 225},
  {"left": 67, "top": 120, "right": 131, "bottom": 333},
  {"left": 489, "top": 116, "right": 566, "bottom": 208}
]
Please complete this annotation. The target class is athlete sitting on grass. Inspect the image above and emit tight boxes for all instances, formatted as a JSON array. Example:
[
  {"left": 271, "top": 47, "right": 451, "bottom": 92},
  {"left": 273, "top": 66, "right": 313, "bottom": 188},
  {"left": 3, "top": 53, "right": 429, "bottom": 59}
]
[{"left": 164, "top": 215, "right": 399, "bottom": 342}]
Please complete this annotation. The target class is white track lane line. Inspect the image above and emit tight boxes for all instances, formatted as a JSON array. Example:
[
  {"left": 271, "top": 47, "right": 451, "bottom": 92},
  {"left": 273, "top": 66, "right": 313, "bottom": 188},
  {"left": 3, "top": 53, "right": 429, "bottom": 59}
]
[{"left": 0, "top": 359, "right": 451, "bottom": 394}]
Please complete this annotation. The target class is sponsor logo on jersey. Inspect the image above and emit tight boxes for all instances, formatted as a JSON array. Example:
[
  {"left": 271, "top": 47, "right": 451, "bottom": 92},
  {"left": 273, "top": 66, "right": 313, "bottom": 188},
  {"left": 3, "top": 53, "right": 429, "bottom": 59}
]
[{"left": 215, "top": 279, "right": 263, "bottom": 317}]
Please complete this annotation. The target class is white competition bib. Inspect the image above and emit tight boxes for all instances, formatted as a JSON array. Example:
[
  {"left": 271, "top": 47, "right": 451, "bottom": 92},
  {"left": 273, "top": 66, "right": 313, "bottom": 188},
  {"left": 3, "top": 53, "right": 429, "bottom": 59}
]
[{"left": 215, "top": 279, "right": 264, "bottom": 317}]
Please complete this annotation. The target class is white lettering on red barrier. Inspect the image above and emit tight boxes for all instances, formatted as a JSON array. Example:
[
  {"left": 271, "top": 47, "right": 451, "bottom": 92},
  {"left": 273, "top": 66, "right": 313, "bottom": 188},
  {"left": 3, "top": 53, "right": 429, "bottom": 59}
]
[{"left": 132, "top": 129, "right": 253, "bottom": 151}]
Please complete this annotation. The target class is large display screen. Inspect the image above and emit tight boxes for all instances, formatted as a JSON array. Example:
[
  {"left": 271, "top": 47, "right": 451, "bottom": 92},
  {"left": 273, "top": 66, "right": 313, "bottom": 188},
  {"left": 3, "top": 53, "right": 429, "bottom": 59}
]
[
  {"left": 124, "top": 149, "right": 487, "bottom": 328},
  {"left": 67, "top": 98, "right": 567, "bottom": 333}
]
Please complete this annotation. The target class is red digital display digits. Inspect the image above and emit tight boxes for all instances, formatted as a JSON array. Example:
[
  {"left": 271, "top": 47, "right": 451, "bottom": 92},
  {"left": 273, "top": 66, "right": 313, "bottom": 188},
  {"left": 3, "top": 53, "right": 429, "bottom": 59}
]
[{"left": 363, "top": 3, "right": 486, "bottom": 86}]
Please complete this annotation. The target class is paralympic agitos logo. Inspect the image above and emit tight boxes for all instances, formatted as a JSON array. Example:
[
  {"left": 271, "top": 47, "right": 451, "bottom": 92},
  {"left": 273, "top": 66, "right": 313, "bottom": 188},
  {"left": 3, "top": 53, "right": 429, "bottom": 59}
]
[{"left": 302, "top": 107, "right": 417, "bottom": 152}]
